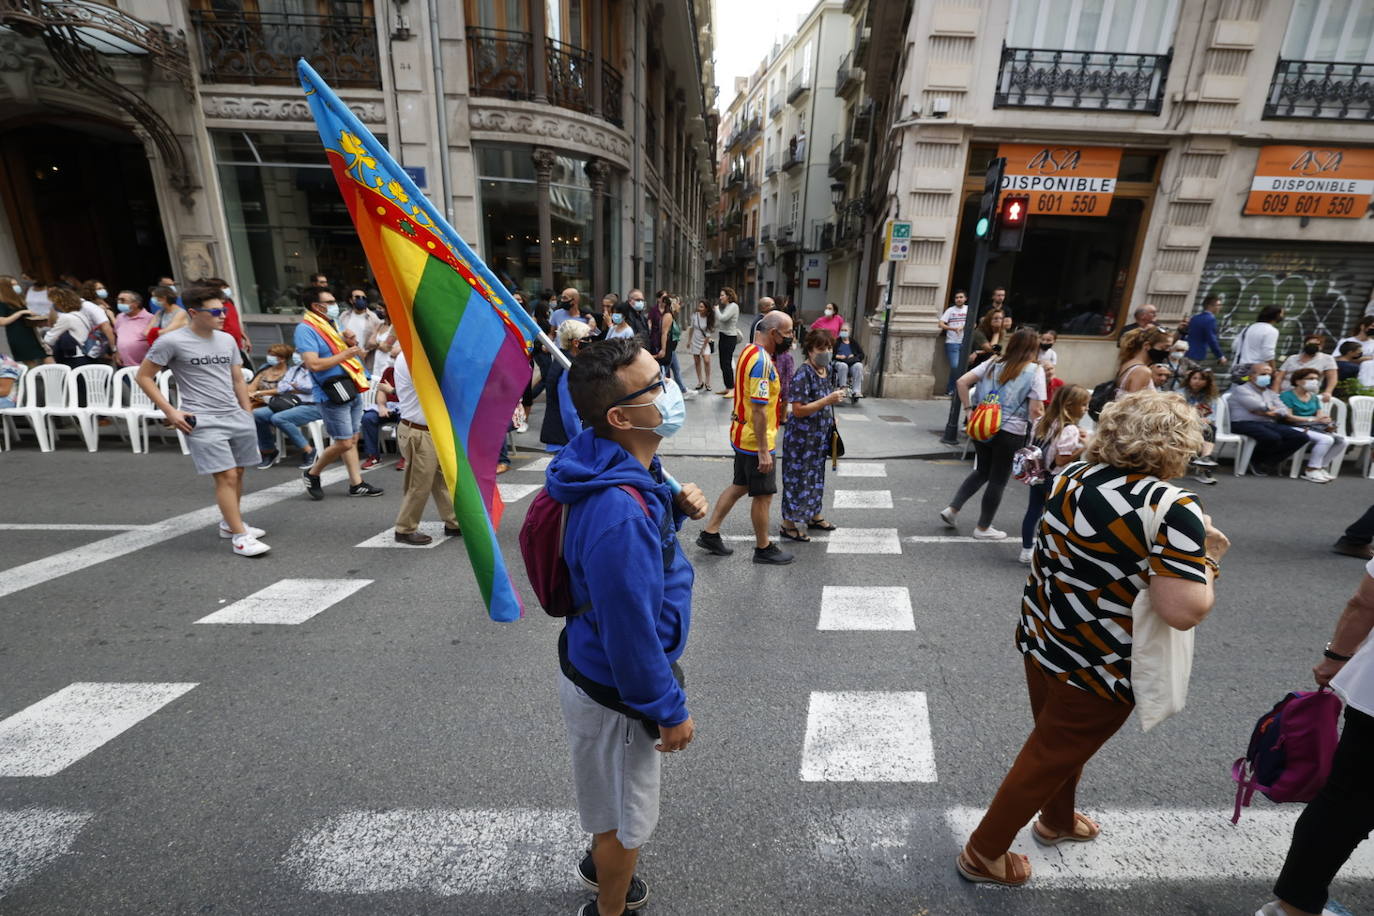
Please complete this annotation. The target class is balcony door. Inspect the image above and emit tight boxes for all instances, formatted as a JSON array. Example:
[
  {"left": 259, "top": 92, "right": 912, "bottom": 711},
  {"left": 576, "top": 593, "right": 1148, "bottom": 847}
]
[
  {"left": 464, "top": 0, "right": 529, "bottom": 32},
  {"left": 1006, "top": 0, "right": 1179, "bottom": 54}
]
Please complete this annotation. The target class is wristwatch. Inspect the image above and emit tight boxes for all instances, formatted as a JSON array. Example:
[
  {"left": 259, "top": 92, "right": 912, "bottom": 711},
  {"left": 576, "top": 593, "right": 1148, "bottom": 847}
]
[{"left": 1324, "top": 642, "right": 1353, "bottom": 662}]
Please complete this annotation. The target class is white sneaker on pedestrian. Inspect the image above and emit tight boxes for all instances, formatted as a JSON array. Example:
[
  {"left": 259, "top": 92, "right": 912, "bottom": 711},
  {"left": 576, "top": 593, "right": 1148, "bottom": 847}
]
[
  {"left": 972, "top": 526, "right": 1007, "bottom": 540},
  {"left": 939, "top": 507, "right": 958, "bottom": 528},
  {"left": 1018, "top": 547, "right": 1033, "bottom": 564},
  {"left": 1316, "top": 468, "right": 1336, "bottom": 481},
  {"left": 220, "top": 522, "right": 266, "bottom": 539},
  {"left": 1302, "top": 469, "right": 1331, "bottom": 484},
  {"left": 231, "top": 534, "right": 271, "bottom": 557}
]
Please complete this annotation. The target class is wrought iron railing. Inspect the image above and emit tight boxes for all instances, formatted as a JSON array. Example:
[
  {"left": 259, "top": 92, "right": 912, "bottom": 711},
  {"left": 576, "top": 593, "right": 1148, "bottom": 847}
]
[
  {"left": 190, "top": 9, "right": 380, "bottom": 87},
  {"left": 787, "top": 68, "right": 810, "bottom": 102},
  {"left": 467, "top": 26, "right": 534, "bottom": 100},
  {"left": 828, "top": 135, "right": 853, "bottom": 177},
  {"left": 769, "top": 92, "right": 783, "bottom": 118},
  {"left": 783, "top": 137, "right": 806, "bottom": 170},
  {"left": 602, "top": 62, "right": 625, "bottom": 126},
  {"left": 734, "top": 238, "right": 756, "bottom": 259},
  {"left": 546, "top": 36, "right": 592, "bottom": 114},
  {"left": 765, "top": 152, "right": 778, "bottom": 177},
  {"left": 761, "top": 223, "right": 772, "bottom": 242},
  {"left": 994, "top": 43, "right": 1171, "bottom": 113},
  {"left": 1264, "top": 58, "right": 1373, "bottom": 120}
]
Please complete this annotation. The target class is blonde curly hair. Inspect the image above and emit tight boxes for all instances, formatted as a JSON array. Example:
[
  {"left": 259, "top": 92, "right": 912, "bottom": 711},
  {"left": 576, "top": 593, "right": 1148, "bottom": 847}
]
[{"left": 1084, "top": 390, "right": 1203, "bottom": 480}]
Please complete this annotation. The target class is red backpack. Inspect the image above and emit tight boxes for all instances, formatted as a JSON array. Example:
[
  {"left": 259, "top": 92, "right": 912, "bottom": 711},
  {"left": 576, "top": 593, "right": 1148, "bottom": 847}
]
[{"left": 519, "top": 485, "right": 651, "bottom": 617}]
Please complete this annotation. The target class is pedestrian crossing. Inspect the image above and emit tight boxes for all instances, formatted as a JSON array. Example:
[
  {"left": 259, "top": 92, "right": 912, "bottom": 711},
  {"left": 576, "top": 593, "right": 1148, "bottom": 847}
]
[
  {"left": 195, "top": 578, "right": 372, "bottom": 625},
  {"left": 0, "top": 807, "right": 93, "bottom": 897},
  {"left": 800, "top": 691, "right": 937, "bottom": 783}
]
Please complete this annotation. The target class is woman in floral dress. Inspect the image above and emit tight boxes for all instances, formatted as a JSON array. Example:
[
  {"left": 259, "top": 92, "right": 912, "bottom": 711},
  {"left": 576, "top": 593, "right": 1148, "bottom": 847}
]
[{"left": 781, "top": 328, "right": 847, "bottom": 542}]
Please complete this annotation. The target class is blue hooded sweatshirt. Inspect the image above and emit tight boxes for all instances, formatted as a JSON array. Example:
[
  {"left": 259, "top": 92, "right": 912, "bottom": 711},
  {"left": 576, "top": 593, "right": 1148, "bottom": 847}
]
[{"left": 546, "top": 428, "right": 693, "bottom": 726}]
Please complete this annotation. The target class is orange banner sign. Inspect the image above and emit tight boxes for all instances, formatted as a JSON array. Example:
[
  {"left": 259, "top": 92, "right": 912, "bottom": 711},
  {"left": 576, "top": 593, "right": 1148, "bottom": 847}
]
[
  {"left": 996, "top": 144, "right": 1122, "bottom": 217},
  {"left": 1244, "top": 146, "right": 1374, "bottom": 219}
]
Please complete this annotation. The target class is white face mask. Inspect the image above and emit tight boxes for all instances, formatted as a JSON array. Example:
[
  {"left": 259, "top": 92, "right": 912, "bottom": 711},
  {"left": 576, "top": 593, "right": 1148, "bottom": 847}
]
[
  {"left": 1302, "top": 379, "right": 1321, "bottom": 392},
  {"left": 10, "top": 284, "right": 21, "bottom": 295},
  {"left": 824, "top": 307, "right": 834, "bottom": 316},
  {"left": 95, "top": 288, "right": 108, "bottom": 298},
  {"left": 221, "top": 287, "right": 232, "bottom": 299}
]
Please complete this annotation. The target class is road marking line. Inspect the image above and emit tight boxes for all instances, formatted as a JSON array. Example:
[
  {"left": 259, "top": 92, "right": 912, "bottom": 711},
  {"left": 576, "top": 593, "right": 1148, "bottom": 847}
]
[
  {"left": 195, "top": 578, "right": 373, "bottom": 625},
  {"left": 838, "top": 413, "right": 871, "bottom": 421},
  {"left": 943, "top": 806, "right": 1374, "bottom": 886},
  {"left": 800, "top": 691, "right": 936, "bottom": 782},
  {"left": 833, "top": 490, "right": 893, "bottom": 509},
  {"left": 497, "top": 483, "right": 541, "bottom": 502},
  {"left": 902, "top": 535, "right": 1014, "bottom": 544},
  {"left": 0, "top": 467, "right": 352, "bottom": 600},
  {"left": 836, "top": 462, "right": 887, "bottom": 477},
  {"left": 827, "top": 528, "right": 902, "bottom": 555},
  {"left": 355, "top": 522, "right": 450, "bottom": 549},
  {"left": 0, "top": 682, "right": 197, "bottom": 777},
  {"left": 0, "top": 808, "right": 94, "bottom": 897},
  {"left": 819, "top": 586, "right": 914, "bottom": 631},
  {"left": 0, "top": 524, "right": 159, "bottom": 531},
  {"left": 519, "top": 457, "right": 552, "bottom": 472},
  {"left": 283, "top": 808, "right": 582, "bottom": 895}
]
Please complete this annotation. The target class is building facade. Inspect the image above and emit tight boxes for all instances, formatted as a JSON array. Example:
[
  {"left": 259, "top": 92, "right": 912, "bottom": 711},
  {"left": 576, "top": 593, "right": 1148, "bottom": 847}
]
[
  {"left": 841, "top": 0, "right": 1374, "bottom": 397},
  {"left": 705, "top": 0, "right": 853, "bottom": 317},
  {"left": 0, "top": 0, "right": 716, "bottom": 337}
]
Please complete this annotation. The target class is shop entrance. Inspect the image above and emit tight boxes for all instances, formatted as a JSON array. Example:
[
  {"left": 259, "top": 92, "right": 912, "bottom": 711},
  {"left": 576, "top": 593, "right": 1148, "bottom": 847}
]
[{"left": 0, "top": 118, "right": 171, "bottom": 289}]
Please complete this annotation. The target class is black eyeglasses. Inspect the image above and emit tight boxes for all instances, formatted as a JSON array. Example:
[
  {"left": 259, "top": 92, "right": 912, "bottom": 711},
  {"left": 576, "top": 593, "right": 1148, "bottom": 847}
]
[{"left": 611, "top": 379, "right": 666, "bottom": 408}]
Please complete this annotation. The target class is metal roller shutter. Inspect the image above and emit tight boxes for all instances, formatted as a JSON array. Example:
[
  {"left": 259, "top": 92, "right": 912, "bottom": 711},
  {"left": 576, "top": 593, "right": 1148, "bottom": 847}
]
[{"left": 1197, "top": 239, "right": 1374, "bottom": 359}]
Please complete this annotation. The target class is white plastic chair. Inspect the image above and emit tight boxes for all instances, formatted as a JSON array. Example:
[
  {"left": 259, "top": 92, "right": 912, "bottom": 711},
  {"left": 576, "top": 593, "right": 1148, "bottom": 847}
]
[
  {"left": 1283, "top": 397, "right": 1351, "bottom": 479},
  {"left": 158, "top": 371, "right": 191, "bottom": 455},
  {"left": 1212, "top": 393, "right": 1256, "bottom": 477},
  {"left": 45, "top": 363, "right": 113, "bottom": 452},
  {"left": 273, "top": 414, "right": 327, "bottom": 457},
  {"left": 1347, "top": 396, "right": 1374, "bottom": 478},
  {"left": 98, "top": 367, "right": 162, "bottom": 453},
  {"left": 0, "top": 363, "right": 69, "bottom": 452},
  {"left": 0, "top": 364, "right": 28, "bottom": 451},
  {"left": 241, "top": 367, "right": 254, "bottom": 384}
]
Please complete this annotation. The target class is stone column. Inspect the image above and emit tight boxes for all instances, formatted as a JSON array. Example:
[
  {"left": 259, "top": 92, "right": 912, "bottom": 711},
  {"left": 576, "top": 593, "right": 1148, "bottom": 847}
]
[
  {"left": 533, "top": 147, "right": 556, "bottom": 291},
  {"left": 590, "top": 0, "right": 604, "bottom": 118},
  {"left": 530, "top": 0, "right": 549, "bottom": 104},
  {"left": 586, "top": 157, "right": 610, "bottom": 299}
]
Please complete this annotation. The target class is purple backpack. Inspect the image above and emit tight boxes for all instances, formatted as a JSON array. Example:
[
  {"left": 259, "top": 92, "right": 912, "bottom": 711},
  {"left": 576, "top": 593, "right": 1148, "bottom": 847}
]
[{"left": 1231, "top": 689, "right": 1342, "bottom": 823}]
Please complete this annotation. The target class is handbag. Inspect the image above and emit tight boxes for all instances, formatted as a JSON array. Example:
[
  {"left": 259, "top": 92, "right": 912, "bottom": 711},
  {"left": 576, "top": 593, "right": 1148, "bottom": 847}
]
[
  {"left": 268, "top": 394, "right": 303, "bottom": 413},
  {"left": 1131, "top": 480, "right": 1195, "bottom": 732},
  {"left": 1012, "top": 433, "right": 1046, "bottom": 485},
  {"left": 321, "top": 373, "right": 359, "bottom": 406}
]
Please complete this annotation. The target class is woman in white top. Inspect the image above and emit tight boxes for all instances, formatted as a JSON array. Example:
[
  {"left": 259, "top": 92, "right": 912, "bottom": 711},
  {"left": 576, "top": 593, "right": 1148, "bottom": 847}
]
[
  {"left": 1275, "top": 332, "right": 1338, "bottom": 397},
  {"left": 369, "top": 308, "right": 398, "bottom": 378},
  {"left": 41, "top": 287, "right": 98, "bottom": 367},
  {"left": 714, "top": 286, "right": 741, "bottom": 396},
  {"left": 687, "top": 298, "right": 715, "bottom": 391},
  {"left": 1336, "top": 315, "right": 1374, "bottom": 360},
  {"left": 1260, "top": 560, "right": 1374, "bottom": 916}
]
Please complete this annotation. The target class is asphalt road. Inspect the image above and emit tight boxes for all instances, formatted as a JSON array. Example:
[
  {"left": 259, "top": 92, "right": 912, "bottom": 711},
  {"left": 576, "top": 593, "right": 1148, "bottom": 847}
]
[{"left": 2, "top": 437, "right": 1373, "bottom": 916}]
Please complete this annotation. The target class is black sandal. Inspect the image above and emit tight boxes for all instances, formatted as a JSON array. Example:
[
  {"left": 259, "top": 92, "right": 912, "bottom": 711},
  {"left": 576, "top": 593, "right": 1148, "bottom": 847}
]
[
  {"left": 780, "top": 525, "right": 812, "bottom": 542},
  {"left": 807, "top": 518, "right": 837, "bottom": 531}
]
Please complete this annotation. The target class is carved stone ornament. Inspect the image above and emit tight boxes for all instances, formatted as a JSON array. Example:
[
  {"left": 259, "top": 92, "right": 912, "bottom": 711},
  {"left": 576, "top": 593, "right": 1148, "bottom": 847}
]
[
  {"left": 468, "top": 102, "right": 631, "bottom": 167},
  {"left": 201, "top": 94, "right": 386, "bottom": 125}
]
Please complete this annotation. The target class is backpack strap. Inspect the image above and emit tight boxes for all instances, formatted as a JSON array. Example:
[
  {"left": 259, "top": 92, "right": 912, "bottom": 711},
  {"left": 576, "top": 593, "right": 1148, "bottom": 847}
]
[{"left": 1231, "top": 757, "right": 1258, "bottom": 824}]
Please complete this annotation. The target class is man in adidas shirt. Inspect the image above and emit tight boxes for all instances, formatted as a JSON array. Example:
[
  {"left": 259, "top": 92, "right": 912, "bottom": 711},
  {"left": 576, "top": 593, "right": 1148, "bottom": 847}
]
[{"left": 137, "top": 286, "right": 270, "bottom": 557}]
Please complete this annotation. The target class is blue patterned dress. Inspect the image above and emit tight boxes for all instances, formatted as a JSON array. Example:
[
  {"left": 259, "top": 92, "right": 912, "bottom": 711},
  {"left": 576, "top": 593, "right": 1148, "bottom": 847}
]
[{"left": 782, "top": 362, "right": 835, "bottom": 522}]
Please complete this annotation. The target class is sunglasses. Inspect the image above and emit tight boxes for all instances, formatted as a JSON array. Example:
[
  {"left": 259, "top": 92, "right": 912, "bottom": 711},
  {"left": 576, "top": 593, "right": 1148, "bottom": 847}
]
[{"left": 192, "top": 307, "right": 227, "bottom": 317}]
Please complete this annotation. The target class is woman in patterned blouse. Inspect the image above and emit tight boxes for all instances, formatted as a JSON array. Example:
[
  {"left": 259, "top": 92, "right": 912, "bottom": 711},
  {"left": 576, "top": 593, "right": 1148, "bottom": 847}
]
[{"left": 956, "top": 390, "right": 1231, "bottom": 888}]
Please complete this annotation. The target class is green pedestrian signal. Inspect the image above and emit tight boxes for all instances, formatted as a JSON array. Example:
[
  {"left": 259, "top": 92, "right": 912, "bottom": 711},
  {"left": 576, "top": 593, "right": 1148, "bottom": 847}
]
[{"left": 975, "top": 216, "right": 990, "bottom": 238}]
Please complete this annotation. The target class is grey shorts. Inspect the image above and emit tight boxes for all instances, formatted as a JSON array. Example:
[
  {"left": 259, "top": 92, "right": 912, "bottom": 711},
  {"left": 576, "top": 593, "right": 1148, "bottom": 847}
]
[
  {"left": 320, "top": 398, "right": 364, "bottom": 439},
  {"left": 186, "top": 411, "right": 258, "bottom": 475},
  {"left": 558, "top": 674, "right": 662, "bottom": 850}
]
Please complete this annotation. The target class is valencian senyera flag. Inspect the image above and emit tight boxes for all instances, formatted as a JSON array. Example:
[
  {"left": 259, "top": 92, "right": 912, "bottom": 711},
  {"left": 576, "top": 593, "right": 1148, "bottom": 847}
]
[{"left": 299, "top": 59, "right": 548, "bottom": 623}]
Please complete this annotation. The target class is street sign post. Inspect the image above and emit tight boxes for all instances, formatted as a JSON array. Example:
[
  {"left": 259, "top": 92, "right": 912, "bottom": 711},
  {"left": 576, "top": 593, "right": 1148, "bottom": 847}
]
[{"left": 884, "top": 219, "right": 912, "bottom": 261}]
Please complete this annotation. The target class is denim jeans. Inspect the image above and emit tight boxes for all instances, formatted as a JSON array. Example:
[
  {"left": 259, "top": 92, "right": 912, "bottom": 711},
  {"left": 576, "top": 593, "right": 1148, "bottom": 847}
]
[
  {"left": 253, "top": 403, "right": 322, "bottom": 452},
  {"left": 361, "top": 409, "right": 397, "bottom": 458},
  {"left": 944, "top": 342, "right": 962, "bottom": 394}
]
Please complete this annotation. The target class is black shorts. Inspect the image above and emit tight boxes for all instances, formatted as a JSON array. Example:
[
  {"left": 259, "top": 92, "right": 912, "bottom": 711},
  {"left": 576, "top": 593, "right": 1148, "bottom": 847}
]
[{"left": 733, "top": 450, "right": 777, "bottom": 497}]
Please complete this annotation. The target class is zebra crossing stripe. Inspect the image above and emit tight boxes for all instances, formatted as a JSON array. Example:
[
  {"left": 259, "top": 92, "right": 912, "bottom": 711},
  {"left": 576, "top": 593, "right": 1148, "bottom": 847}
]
[
  {"left": 0, "top": 682, "right": 197, "bottom": 777},
  {"left": 520, "top": 457, "right": 552, "bottom": 472},
  {"left": 800, "top": 691, "right": 936, "bottom": 782},
  {"left": 282, "top": 808, "right": 583, "bottom": 895},
  {"left": 195, "top": 579, "right": 373, "bottom": 625},
  {"left": 833, "top": 490, "right": 893, "bottom": 509},
  {"left": 0, "top": 808, "right": 93, "bottom": 897},
  {"left": 818, "top": 586, "right": 914, "bottom": 631},
  {"left": 356, "top": 522, "right": 451, "bottom": 548},
  {"left": 497, "top": 483, "right": 541, "bottom": 503},
  {"left": 836, "top": 462, "right": 887, "bottom": 477},
  {"left": 827, "top": 528, "right": 902, "bottom": 554}
]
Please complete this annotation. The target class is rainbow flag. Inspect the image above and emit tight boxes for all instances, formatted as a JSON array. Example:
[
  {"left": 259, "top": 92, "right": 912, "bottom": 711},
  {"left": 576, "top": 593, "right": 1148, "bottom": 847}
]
[{"left": 298, "top": 60, "right": 540, "bottom": 623}]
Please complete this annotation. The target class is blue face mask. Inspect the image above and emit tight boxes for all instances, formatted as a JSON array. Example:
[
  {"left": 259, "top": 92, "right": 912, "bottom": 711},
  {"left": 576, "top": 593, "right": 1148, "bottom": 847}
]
[
  {"left": 1254, "top": 374, "right": 1272, "bottom": 388},
  {"left": 116, "top": 302, "right": 132, "bottom": 313},
  {"left": 264, "top": 355, "right": 280, "bottom": 367},
  {"left": 291, "top": 352, "right": 303, "bottom": 366},
  {"left": 611, "top": 312, "right": 624, "bottom": 325},
  {"left": 95, "top": 288, "right": 108, "bottom": 299},
  {"left": 615, "top": 379, "right": 686, "bottom": 439},
  {"left": 631, "top": 300, "right": 646, "bottom": 311},
  {"left": 325, "top": 303, "right": 340, "bottom": 321}
]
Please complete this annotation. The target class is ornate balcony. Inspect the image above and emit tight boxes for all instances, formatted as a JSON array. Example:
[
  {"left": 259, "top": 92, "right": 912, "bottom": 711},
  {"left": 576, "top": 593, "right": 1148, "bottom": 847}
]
[
  {"left": 776, "top": 222, "right": 799, "bottom": 249},
  {"left": 734, "top": 238, "right": 756, "bottom": 260},
  {"left": 190, "top": 9, "right": 380, "bottom": 88},
  {"left": 761, "top": 223, "right": 772, "bottom": 242},
  {"left": 1264, "top": 59, "right": 1373, "bottom": 120},
  {"left": 465, "top": 26, "right": 625, "bottom": 129},
  {"left": 769, "top": 92, "right": 783, "bottom": 119},
  {"left": 828, "top": 135, "right": 854, "bottom": 178},
  {"left": 765, "top": 152, "right": 778, "bottom": 178},
  {"left": 787, "top": 69, "right": 810, "bottom": 104},
  {"left": 782, "top": 136, "right": 806, "bottom": 171},
  {"left": 994, "top": 43, "right": 1171, "bottom": 114},
  {"left": 835, "top": 51, "right": 862, "bottom": 98}
]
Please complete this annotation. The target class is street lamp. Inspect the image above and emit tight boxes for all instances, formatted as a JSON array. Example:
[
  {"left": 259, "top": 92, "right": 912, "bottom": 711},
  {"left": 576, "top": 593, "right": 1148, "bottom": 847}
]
[{"left": 830, "top": 182, "right": 845, "bottom": 211}]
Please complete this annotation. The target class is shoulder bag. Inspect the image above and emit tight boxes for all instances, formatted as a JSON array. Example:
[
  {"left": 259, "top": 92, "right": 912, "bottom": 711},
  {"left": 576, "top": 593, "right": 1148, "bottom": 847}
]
[{"left": 1132, "top": 480, "right": 1195, "bottom": 732}]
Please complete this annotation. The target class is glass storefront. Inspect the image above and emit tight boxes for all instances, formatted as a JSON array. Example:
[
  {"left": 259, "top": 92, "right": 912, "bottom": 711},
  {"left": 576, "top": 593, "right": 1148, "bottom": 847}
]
[{"left": 214, "top": 130, "right": 378, "bottom": 314}]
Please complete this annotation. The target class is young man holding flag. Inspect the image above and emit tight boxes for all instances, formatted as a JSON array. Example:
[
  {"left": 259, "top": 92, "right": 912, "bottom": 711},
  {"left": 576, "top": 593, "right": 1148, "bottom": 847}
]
[{"left": 295, "top": 287, "right": 383, "bottom": 499}]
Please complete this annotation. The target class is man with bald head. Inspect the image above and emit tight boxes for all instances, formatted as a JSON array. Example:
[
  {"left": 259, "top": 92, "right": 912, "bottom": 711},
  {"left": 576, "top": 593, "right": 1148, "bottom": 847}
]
[
  {"left": 696, "top": 310, "right": 795, "bottom": 565},
  {"left": 748, "top": 296, "right": 776, "bottom": 340},
  {"left": 551, "top": 287, "right": 592, "bottom": 330}
]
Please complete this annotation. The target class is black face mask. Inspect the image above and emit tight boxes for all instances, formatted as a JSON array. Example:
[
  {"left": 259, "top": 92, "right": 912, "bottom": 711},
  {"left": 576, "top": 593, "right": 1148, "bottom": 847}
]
[
  {"left": 1303, "top": 343, "right": 1321, "bottom": 356},
  {"left": 1039, "top": 342, "right": 1052, "bottom": 351},
  {"left": 1147, "top": 348, "right": 1170, "bottom": 362},
  {"left": 559, "top": 299, "right": 571, "bottom": 307},
  {"left": 776, "top": 335, "right": 793, "bottom": 352}
]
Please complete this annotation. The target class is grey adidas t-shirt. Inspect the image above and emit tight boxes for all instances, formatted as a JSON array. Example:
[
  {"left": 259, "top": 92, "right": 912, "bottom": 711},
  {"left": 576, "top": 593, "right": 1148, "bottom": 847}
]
[{"left": 146, "top": 328, "right": 242, "bottom": 415}]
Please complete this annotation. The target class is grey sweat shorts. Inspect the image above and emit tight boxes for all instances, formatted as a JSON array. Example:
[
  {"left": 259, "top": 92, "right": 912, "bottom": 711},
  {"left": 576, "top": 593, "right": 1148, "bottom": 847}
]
[
  {"left": 186, "top": 411, "right": 258, "bottom": 475},
  {"left": 558, "top": 673, "right": 662, "bottom": 850}
]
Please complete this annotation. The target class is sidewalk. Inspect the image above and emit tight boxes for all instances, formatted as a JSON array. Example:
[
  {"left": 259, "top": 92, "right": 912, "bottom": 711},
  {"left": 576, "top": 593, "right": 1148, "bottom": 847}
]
[{"left": 512, "top": 390, "right": 965, "bottom": 460}]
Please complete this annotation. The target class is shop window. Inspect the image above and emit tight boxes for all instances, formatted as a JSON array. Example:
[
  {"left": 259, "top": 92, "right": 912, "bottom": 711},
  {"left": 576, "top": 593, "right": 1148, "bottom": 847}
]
[
  {"left": 1281, "top": 0, "right": 1374, "bottom": 62},
  {"left": 1006, "top": 0, "right": 1178, "bottom": 54},
  {"left": 951, "top": 193, "right": 1145, "bottom": 336}
]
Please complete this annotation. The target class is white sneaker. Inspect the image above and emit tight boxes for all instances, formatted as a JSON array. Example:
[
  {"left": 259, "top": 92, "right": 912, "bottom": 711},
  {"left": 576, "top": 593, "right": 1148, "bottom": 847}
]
[
  {"left": 1317, "top": 468, "right": 1337, "bottom": 481},
  {"left": 972, "top": 526, "right": 1008, "bottom": 540},
  {"left": 1302, "top": 469, "right": 1331, "bottom": 484},
  {"left": 939, "top": 507, "right": 958, "bottom": 528},
  {"left": 220, "top": 522, "right": 266, "bottom": 539},
  {"left": 1018, "top": 547, "right": 1033, "bottom": 564},
  {"left": 232, "top": 534, "right": 271, "bottom": 557}
]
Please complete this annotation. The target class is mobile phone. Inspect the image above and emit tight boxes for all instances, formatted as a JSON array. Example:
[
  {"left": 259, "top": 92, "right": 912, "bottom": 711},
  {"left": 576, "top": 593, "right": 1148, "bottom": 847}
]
[{"left": 185, "top": 415, "right": 197, "bottom": 429}]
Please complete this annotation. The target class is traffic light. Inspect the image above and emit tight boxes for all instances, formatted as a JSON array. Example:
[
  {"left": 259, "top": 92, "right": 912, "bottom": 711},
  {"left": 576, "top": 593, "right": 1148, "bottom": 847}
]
[
  {"left": 996, "top": 194, "right": 1030, "bottom": 252},
  {"left": 974, "top": 157, "right": 1006, "bottom": 241}
]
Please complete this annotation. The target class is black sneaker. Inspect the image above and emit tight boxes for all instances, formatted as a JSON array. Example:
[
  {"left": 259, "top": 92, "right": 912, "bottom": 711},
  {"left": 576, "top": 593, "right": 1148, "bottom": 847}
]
[
  {"left": 348, "top": 481, "right": 384, "bottom": 497},
  {"left": 695, "top": 530, "right": 734, "bottom": 556},
  {"left": 297, "top": 449, "right": 317, "bottom": 470},
  {"left": 576, "top": 901, "right": 625, "bottom": 916},
  {"left": 576, "top": 849, "right": 649, "bottom": 910},
  {"left": 303, "top": 470, "right": 323, "bottom": 500},
  {"left": 256, "top": 451, "right": 278, "bottom": 470},
  {"left": 753, "top": 542, "right": 795, "bottom": 565}
]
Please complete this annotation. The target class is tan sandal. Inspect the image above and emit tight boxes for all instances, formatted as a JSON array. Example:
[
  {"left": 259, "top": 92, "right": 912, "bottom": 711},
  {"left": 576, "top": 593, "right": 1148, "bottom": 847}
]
[
  {"left": 956, "top": 844, "right": 1031, "bottom": 886},
  {"left": 1032, "top": 811, "right": 1100, "bottom": 846}
]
